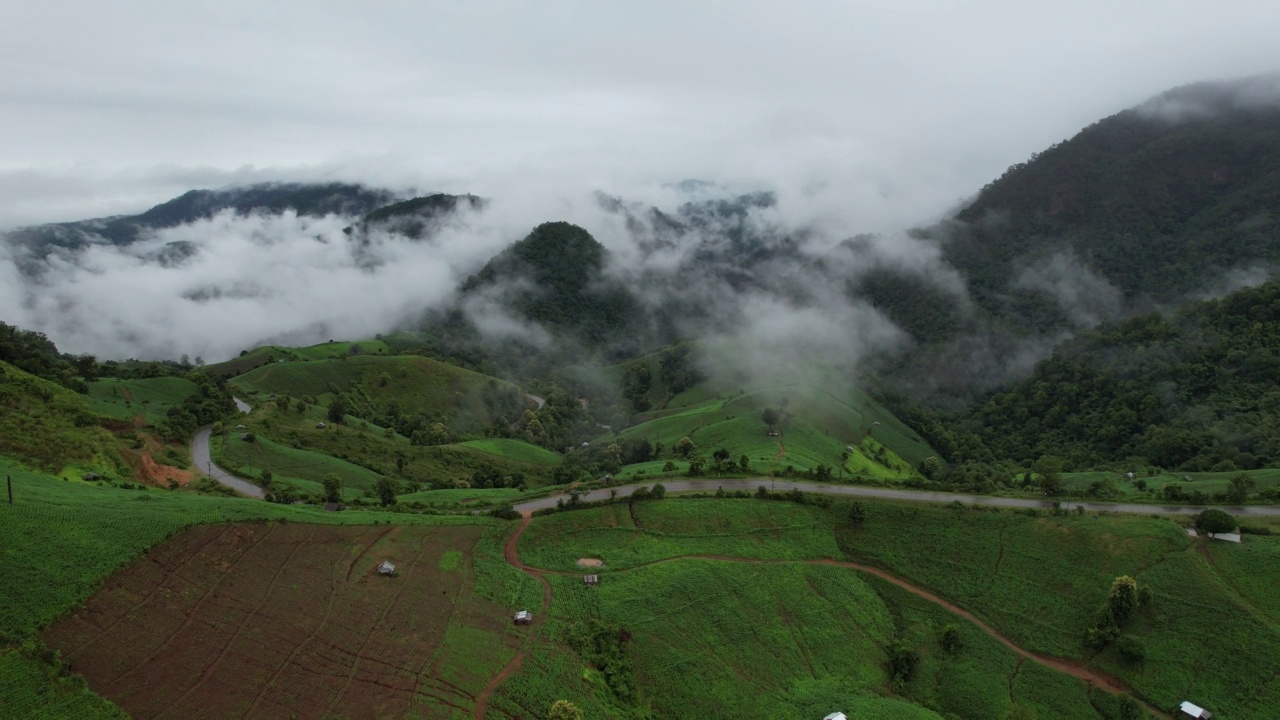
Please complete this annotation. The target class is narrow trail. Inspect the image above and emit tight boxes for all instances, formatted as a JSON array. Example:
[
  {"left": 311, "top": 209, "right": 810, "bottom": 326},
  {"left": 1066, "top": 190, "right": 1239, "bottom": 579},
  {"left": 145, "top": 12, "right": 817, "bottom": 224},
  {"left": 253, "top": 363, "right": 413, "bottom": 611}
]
[
  {"left": 773, "top": 437, "right": 785, "bottom": 460},
  {"left": 475, "top": 512, "right": 1173, "bottom": 720},
  {"left": 473, "top": 513, "right": 552, "bottom": 720}
]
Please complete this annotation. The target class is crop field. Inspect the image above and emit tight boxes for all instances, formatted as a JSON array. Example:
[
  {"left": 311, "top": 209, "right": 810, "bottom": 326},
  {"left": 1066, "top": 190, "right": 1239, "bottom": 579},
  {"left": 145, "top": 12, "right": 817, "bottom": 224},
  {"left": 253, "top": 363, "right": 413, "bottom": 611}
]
[
  {"left": 1204, "top": 534, "right": 1280, "bottom": 624},
  {"left": 517, "top": 499, "right": 841, "bottom": 571},
  {"left": 86, "top": 377, "right": 200, "bottom": 426},
  {"left": 614, "top": 379, "right": 936, "bottom": 477},
  {"left": 1062, "top": 468, "right": 1280, "bottom": 500},
  {"left": 455, "top": 438, "right": 562, "bottom": 466},
  {"left": 216, "top": 430, "right": 384, "bottom": 495},
  {"left": 0, "top": 461, "right": 497, "bottom": 720},
  {"left": 41, "top": 523, "right": 522, "bottom": 720}
]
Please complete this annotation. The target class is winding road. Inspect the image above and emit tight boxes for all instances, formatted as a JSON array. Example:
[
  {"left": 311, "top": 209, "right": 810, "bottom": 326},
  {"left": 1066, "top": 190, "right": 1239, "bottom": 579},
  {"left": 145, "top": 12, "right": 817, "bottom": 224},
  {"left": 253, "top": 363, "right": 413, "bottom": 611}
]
[
  {"left": 510, "top": 478, "right": 1280, "bottom": 517},
  {"left": 190, "top": 397, "right": 264, "bottom": 499},
  {"left": 475, "top": 509, "right": 1174, "bottom": 720}
]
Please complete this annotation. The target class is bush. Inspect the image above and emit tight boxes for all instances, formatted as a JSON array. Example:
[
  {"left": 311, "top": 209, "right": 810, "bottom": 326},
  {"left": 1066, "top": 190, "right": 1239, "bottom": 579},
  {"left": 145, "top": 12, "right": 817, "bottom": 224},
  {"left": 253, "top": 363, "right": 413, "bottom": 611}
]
[
  {"left": 1116, "top": 634, "right": 1146, "bottom": 663},
  {"left": 1195, "top": 508, "right": 1237, "bottom": 534}
]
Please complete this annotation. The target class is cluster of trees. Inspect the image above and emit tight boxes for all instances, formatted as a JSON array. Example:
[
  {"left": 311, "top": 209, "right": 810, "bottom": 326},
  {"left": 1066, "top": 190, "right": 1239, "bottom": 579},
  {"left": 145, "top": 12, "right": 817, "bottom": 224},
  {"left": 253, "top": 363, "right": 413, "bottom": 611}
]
[
  {"left": 155, "top": 374, "right": 236, "bottom": 441},
  {"left": 1085, "top": 575, "right": 1151, "bottom": 660},
  {"left": 563, "top": 620, "right": 635, "bottom": 701}
]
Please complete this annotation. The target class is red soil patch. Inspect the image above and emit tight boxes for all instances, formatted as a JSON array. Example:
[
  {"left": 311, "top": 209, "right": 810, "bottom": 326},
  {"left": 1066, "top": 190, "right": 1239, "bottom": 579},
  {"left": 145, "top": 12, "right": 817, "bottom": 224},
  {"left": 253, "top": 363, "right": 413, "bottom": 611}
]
[
  {"left": 773, "top": 438, "right": 785, "bottom": 460},
  {"left": 139, "top": 452, "right": 192, "bottom": 487},
  {"left": 44, "top": 523, "right": 516, "bottom": 720}
]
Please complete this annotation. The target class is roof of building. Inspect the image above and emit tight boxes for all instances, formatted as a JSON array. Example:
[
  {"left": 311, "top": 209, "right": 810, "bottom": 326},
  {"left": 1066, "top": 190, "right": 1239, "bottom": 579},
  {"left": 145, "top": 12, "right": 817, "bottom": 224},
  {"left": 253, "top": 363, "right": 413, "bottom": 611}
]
[
  {"left": 1180, "top": 701, "right": 1209, "bottom": 718},
  {"left": 584, "top": 574, "right": 599, "bottom": 584},
  {"left": 1210, "top": 532, "right": 1242, "bottom": 543},
  {"left": 515, "top": 610, "right": 532, "bottom": 620},
  {"left": 823, "top": 713, "right": 848, "bottom": 720},
  {"left": 377, "top": 560, "right": 396, "bottom": 573}
]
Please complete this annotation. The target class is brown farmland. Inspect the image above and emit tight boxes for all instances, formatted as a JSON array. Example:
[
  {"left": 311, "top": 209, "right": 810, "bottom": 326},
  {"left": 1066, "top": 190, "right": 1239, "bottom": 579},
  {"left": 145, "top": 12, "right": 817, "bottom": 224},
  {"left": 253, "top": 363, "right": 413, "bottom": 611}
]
[{"left": 43, "top": 522, "right": 520, "bottom": 719}]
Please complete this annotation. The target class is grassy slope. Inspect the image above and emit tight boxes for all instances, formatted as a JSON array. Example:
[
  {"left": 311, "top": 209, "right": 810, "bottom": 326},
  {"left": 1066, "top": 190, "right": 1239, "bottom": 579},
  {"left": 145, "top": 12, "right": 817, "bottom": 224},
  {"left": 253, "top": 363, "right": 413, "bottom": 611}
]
[
  {"left": 212, "top": 431, "right": 384, "bottom": 497},
  {"left": 201, "top": 340, "right": 393, "bottom": 379},
  {"left": 613, "top": 368, "right": 936, "bottom": 479},
  {"left": 1063, "top": 469, "right": 1280, "bottom": 501},
  {"left": 0, "top": 459, "right": 495, "bottom": 719},
  {"left": 455, "top": 438, "right": 562, "bottom": 466},
  {"left": 502, "top": 500, "right": 1113, "bottom": 719},
  {"left": 0, "top": 361, "right": 124, "bottom": 477},
  {"left": 86, "top": 377, "right": 200, "bottom": 426}
]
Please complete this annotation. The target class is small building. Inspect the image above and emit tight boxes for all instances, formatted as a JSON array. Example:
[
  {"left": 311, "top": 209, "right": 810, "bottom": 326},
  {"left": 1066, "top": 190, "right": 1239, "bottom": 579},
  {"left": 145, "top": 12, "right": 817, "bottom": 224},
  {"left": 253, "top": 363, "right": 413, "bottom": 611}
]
[
  {"left": 377, "top": 560, "right": 396, "bottom": 576},
  {"left": 239, "top": 433, "right": 250, "bottom": 440},
  {"left": 1124, "top": 472, "right": 1136, "bottom": 480},
  {"left": 1183, "top": 475, "right": 1194, "bottom": 482},
  {"left": 584, "top": 575, "right": 599, "bottom": 586},
  {"left": 823, "top": 713, "right": 848, "bottom": 720},
  {"left": 235, "top": 424, "right": 247, "bottom": 430},
  {"left": 1209, "top": 532, "right": 1242, "bottom": 544},
  {"left": 322, "top": 502, "right": 343, "bottom": 512},
  {"left": 514, "top": 610, "right": 533, "bottom": 625},
  {"left": 1178, "top": 700, "right": 1213, "bottom": 719},
  {"left": 767, "top": 430, "right": 779, "bottom": 437},
  {"left": 83, "top": 472, "right": 102, "bottom": 481},
  {"left": 315, "top": 422, "right": 327, "bottom": 429}
]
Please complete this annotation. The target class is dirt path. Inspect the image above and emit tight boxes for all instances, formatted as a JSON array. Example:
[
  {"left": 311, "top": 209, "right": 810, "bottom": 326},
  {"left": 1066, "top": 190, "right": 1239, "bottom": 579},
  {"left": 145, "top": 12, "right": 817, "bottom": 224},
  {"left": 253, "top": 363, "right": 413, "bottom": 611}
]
[
  {"left": 473, "top": 513, "right": 552, "bottom": 720},
  {"left": 773, "top": 438, "right": 785, "bottom": 461},
  {"left": 484, "top": 515, "right": 1171, "bottom": 720}
]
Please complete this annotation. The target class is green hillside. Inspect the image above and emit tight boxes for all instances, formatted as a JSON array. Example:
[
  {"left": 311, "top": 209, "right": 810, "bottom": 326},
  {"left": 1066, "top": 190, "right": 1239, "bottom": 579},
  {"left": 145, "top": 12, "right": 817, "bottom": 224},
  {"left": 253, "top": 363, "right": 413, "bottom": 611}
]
[
  {"left": 231, "top": 354, "right": 527, "bottom": 437},
  {"left": 0, "top": 361, "right": 124, "bottom": 477},
  {"left": 86, "top": 376, "right": 200, "bottom": 426},
  {"left": 964, "top": 280, "right": 1280, "bottom": 475},
  {"left": 611, "top": 367, "right": 936, "bottom": 479}
]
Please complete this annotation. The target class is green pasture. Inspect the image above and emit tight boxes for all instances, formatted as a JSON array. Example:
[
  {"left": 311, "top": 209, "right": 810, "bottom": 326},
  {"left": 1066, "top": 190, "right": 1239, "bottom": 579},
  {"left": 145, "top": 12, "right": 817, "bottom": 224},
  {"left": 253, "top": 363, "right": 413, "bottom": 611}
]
[
  {"left": 1062, "top": 468, "right": 1280, "bottom": 501},
  {"left": 213, "top": 430, "right": 383, "bottom": 496},
  {"left": 454, "top": 438, "right": 562, "bottom": 467}
]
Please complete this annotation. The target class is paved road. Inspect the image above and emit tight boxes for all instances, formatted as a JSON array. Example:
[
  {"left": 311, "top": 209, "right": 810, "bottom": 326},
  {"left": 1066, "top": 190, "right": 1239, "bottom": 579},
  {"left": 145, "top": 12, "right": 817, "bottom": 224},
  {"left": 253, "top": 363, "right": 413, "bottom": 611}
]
[
  {"left": 511, "top": 478, "right": 1280, "bottom": 517},
  {"left": 190, "top": 397, "right": 264, "bottom": 499}
]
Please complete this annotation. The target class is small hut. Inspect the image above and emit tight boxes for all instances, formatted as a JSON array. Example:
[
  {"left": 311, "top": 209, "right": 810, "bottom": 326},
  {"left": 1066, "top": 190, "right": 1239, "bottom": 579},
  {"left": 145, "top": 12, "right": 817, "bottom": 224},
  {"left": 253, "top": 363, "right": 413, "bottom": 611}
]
[
  {"left": 584, "top": 574, "right": 599, "bottom": 586},
  {"left": 1178, "top": 701, "right": 1213, "bottom": 719},
  {"left": 514, "top": 610, "right": 533, "bottom": 625},
  {"left": 823, "top": 713, "right": 848, "bottom": 720},
  {"left": 316, "top": 422, "right": 327, "bottom": 429},
  {"left": 83, "top": 473, "right": 102, "bottom": 481},
  {"left": 377, "top": 560, "right": 396, "bottom": 576}
]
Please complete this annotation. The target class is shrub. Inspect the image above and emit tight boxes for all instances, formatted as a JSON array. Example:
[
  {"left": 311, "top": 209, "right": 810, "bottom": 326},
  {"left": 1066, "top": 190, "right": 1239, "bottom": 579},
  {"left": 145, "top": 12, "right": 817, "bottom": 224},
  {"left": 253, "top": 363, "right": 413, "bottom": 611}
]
[{"left": 1116, "top": 634, "right": 1146, "bottom": 663}]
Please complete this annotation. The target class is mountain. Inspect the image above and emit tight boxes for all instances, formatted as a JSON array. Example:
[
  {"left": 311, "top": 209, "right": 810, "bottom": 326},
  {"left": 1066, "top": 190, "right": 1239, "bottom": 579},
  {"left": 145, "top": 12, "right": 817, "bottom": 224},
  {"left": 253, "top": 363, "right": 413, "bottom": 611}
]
[
  {"left": 930, "top": 75, "right": 1280, "bottom": 333},
  {"left": 459, "top": 221, "right": 642, "bottom": 347},
  {"left": 348, "top": 192, "right": 486, "bottom": 240},
  {"left": 4, "top": 182, "right": 399, "bottom": 266}
]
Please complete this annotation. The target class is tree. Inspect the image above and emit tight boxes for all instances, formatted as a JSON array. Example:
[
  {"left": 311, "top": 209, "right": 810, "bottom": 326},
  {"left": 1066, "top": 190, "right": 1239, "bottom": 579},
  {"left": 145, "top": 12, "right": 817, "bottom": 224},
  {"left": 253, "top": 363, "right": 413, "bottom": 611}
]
[
  {"left": 674, "top": 436, "right": 695, "bottom": 459},
  {"left": 1117, "top": 634, "right": 1146, "bottom": 663},
  {"left": 848, "top": 501, "right": 867, "bottom": 526},
  {"left": 939, "top": 624, "right": 963, "bottom": 654},
  {"left": 651, "top": 483, "right": 666, "bottom": 499},
  {"left": 662, "top": 460, "right": 676, "bottom": 472},
  {"left": 1033, "top": 455, "right": 1064, "bottom": 496},
  {"left": 375, "top": 477, "right": 397, "bottom": 506},
  {"left": 1227, "top": 473, "right": 1256, "bottom": 503},
  {"left": 1107, "top": 576, "right": 1140, "bottom": 627},
  {"left": 919, "top": 456, "right": 943, "bottom": 480},
  {"left": 739, "top": 454, "right": 750, "bottom": 472},
  {"left": 548, "top": 700, "right": 583, "bottom": 720},
  {"left": 427, "top": 422, "right": 451, "bottom": 445},
  {"left": 1195, "top": 508, "right": 1237, "bottom": 534},
  {"left": 761, "top": 407, "right": 780, "bottom": 430},
  {"left": 327, "top": 398, "right": 347, "bottom": 424},
  {"left": 322, "top": 474, "right": 342, "bottom": 503}
]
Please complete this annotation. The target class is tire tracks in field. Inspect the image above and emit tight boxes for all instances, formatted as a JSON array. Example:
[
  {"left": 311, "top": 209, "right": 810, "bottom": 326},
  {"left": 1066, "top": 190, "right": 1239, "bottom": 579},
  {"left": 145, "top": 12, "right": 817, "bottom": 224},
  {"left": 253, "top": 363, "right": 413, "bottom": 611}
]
[
  {"left": 484, "top": 516, "right": 1172, "bottom": 720},
  {"left": 159, "top": 525, "right": 320, "bottom": 719},
  {"left": 320, "top": 532, "right": 434, "bottom": 720},
  {"left": 473, "top": 513, "right": 552, "bottom": 720},
  {"left": 63, "top": 525, "right": 234, "bottom": 658},
  {"left": 106, "top": 523, "right": 279, "bottom": 687}
]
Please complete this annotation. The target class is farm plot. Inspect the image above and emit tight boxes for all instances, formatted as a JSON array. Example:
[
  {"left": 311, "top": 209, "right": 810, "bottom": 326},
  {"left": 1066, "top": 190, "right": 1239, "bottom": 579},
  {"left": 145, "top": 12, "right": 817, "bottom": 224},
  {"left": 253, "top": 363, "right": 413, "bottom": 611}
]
[{"left": 42, "top": 522, "right": 522, "bottom": 720}]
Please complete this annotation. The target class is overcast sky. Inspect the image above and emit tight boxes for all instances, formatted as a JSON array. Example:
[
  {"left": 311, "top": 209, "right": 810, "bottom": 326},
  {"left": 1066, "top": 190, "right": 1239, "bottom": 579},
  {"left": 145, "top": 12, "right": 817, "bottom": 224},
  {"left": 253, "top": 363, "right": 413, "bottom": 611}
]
[{"left": 2, "top": 0, "right": 1278, "bottom": 230}]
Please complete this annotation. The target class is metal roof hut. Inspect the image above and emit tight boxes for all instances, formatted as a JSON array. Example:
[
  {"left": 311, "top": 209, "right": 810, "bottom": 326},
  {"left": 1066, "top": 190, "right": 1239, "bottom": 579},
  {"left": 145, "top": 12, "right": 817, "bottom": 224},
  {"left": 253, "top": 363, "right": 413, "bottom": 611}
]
[
  {"left": 1178, "top": 701, "right": 1213, "bottom": 719},
  {"left": 377, "top": 560, "right": 396, "bottom": 576},
  {"left": 514, "top": 610, "right": 533, "bottom": 625},
  {"left": 823, "top": 713, "right": 848, "bottom": 720},
  {"left": 583, "top": 574, "right": 599, "bottom": 586}
]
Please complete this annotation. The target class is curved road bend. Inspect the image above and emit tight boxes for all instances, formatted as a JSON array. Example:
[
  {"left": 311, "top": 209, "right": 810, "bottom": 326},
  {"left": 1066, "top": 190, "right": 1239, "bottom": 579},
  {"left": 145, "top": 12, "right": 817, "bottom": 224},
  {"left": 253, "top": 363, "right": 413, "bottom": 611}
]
[
  {"left": 189, "top": 397, "right": 265, "bottom": 499},
  {"left": 511, "top": 479, "right": 1280, "bottom": 517}
]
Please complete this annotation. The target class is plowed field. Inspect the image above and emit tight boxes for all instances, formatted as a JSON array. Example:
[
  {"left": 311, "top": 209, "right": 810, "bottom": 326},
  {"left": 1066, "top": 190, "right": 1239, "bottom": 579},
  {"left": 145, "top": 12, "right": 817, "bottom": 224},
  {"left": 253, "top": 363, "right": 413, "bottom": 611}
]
[{"left": 43, "top": 522, "right": 519, "bottom": 719}]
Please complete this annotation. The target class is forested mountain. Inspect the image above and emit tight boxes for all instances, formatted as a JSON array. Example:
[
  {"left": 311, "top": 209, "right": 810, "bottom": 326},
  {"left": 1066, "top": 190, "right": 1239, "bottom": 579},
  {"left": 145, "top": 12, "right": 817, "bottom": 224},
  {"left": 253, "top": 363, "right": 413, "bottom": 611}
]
[
  {"left": 958, "top": 279, "right": 1280, "bottom": 471},
  {"left": 346, "top": 192, "right": 486, "bottom": 240},
  {"left": 928, "top": 76, "right": 1280, "bottom": 334},
  {"left": 460, "top": 221, "right": 641, "bottom": 347}
]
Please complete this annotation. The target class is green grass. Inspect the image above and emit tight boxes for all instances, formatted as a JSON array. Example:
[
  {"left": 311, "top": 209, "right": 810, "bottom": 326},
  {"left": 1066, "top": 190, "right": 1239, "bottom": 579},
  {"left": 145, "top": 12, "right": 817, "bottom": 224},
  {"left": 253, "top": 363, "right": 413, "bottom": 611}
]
[
  {"left": 1205, "top": 534, "right": 1280, "bottom": 625},
  {"left": 85, "top": 377, "right": 200, "bottom": 426},
  {"left": 400, "top": 486, "right": 529, "bottom": 506},
  {"left": 1063, "top": 468, "right": 1280, "bottom": 502},
  {"left": 454, "top": 438, "right": 562, "bottom": 466},
  {"left": 0, "top": 361, "right": 124, "bottom": 476}
]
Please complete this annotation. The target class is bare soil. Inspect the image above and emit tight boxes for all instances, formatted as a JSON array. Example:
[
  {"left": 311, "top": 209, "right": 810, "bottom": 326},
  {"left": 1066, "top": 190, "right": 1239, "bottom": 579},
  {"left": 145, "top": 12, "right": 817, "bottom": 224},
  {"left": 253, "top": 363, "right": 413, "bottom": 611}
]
[
  {"left": 575, "top": 557, "right": 605, "bottom": 567},
  {"left": 43, "top": 523, "right": 514, "bottom": 720}
]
